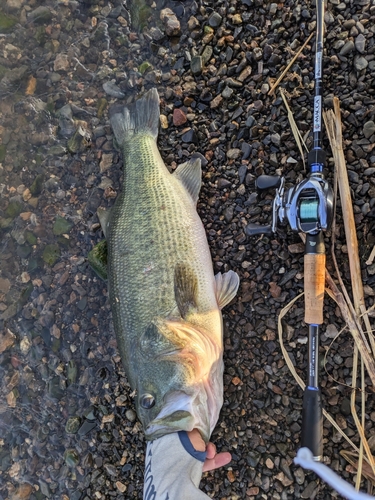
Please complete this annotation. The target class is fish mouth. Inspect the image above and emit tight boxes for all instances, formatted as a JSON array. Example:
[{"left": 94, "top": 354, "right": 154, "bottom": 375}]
[{"left": 144, "top": 387, "right": 220, "bottom": 443}]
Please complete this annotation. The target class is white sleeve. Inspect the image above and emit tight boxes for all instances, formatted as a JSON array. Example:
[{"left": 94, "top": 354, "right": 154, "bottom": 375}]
[{"left": 143, "top": 431, "right": 211, "bottom": 500}]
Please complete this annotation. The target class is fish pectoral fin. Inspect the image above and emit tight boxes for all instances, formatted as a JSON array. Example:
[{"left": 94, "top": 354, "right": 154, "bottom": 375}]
[
  {"left": 174, "top": 263, "right": 198, "bottom": 319},
  {"left": 215, "top": 270, "right": 240, "bottom": 309},
  {"left": 162, "top": 320, "right": 221, "bottom": 377},
  {"left": 97, "top": 207, "right": 112, "bottom": 238},
  {"left": 173, "top": 158, "right": 202, "bottom": 204}
]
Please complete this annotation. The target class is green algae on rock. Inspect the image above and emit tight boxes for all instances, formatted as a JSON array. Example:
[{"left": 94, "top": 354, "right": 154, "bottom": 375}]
[
  {"left": 5, "top": 200, "right": 23, "bottom": 219},
  {"left": 53, "top": 216, "right": 73, "bottom": 235},
  {"left": 29, "top": 174, "right": 45, "bottom": 196},
  {"left": 0, "top": 11, "right": 17, "bottom": 34},
  {"left": 42, "top": 244, "right": 60, "bottom": 266}
]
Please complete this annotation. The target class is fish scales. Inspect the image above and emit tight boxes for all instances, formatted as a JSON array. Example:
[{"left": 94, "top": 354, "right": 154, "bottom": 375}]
[
  {"left": 108, "top": 135, "right": 215, "bottom": 361},
  {"left": 107, "top": 89, "right": 240, "bottom": 442}
]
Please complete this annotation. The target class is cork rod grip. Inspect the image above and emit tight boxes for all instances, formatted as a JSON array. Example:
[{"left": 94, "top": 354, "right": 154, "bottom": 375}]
[{"left": 304, "top": 253, "right": 326, "bottom": 325}]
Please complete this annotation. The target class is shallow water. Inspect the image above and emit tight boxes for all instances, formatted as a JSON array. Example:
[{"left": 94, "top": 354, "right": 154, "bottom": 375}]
[{"left": 0, "top": 1, "right": 168, "bottom": 498}]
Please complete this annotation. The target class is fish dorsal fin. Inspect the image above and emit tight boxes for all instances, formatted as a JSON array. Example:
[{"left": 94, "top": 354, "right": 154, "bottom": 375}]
[
  {"left": 215, "top": 270, "right": 240, "bottom": 309},
  {"left": 97, "top": 207, "right": 111, "bottom": 238},
  {"left": 174, "top": 263, "right": 198, "bottom": 319},
  {"left": 173, "top": 158, "right": 202, "bottom": 204}
]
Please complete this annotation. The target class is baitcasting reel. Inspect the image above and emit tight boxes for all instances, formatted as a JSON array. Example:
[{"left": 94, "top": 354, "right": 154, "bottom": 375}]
[{"left": 245, "top": 169, "right": 334, "bottom": 237}]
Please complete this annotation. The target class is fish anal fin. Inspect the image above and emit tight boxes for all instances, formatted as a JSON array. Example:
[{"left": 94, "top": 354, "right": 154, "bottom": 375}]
[
  {"left": 173, "top": 158, "right": 201, "bottom": 204},
  {"left": 174, "top": 263, "right": 199, "bottom": 319},
  {"left": 215, "top": 270, "right": 240, "bottom": 309}
]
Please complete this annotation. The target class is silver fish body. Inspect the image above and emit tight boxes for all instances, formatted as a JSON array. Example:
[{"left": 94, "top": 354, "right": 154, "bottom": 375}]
[{"left": 107, "top": 89, "right": 239, "bottom": 442}]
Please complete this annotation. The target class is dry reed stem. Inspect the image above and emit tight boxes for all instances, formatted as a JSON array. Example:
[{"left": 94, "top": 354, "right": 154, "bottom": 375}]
[
  {"left": 280, "top": 89, "right": 308, "bottom": 170},
  {"left": 324, "top": 98, "right": 375, "bottom": 488},
  {"left": 268, "top": 32, "right": 313, "bottom": 95},
  {"left": 366, "top": 246, "right": 375, "bottom": 266},
  {"left": 340, "top": 450, "right": 375, "bottom": 486}
]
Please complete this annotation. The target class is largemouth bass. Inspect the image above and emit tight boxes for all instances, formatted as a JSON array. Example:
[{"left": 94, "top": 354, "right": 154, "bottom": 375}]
[{"left": 107, "top": 88, "right": 239, "bottom": 442}]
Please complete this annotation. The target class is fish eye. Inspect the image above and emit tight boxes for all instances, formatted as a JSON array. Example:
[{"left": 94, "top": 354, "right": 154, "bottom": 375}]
[{"left": 140, "top": 394, "right": 155, "bottom": 409}]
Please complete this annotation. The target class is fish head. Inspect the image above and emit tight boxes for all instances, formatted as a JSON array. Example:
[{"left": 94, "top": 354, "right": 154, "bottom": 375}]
[{"left": 136, "top": 318, "right": 223, "bottom": 443}]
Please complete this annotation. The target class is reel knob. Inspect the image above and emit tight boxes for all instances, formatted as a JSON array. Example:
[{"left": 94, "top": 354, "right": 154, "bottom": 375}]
[
  {"left": 245, "top": 223, "right": 273, "bottom": 236},
  {"left": 256, "top": 175, "right": 282, "bottom": 191}
]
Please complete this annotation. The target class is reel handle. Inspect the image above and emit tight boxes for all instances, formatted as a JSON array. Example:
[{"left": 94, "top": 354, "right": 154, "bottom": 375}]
[
  {"left": 245, "top": 223, "right": 273, "bottom": 236},
  {"left": 245, "top": 175, "right": 283, "bottom": 236},
  {"left": 256, "top": 175, "right": 282, "bottom": 191}
]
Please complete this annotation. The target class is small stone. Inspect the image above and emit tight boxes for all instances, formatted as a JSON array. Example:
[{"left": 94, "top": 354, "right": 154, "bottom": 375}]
[
  {"left": 187, "top": 16, "right": 199, "bottom": 31},
  {"left": 202, "top": 46, "right": 213, "bottom": 65},
  {"left": 354, "top": 55, "right": 368, "bottom": 71},
  {"left": 363, "top": 121, "right": 375, "bottom": 139},
  {"left": 64, "top": 449, "right": 79, "bottom": 467},
  {"left": 271, "top": 133, "right": 281, "bottom": 146},
  {"left": 223, "top": 205, "right": 234, "bottom": 223},
  {"left": 355, "top": 34, "right": 366, "bottom": 53},
  {"left": 210, "top": 95, "right": 223, "bottom": 109},
  {"left": 301, "top": 481, "right": 317, "bottom": 499},
  {"left": 160, "top": 115, "right": 168, "bottom": 129},
  {"left": 160, "top": 8, "right": 180, "bottom": 36},
  {"left": 253, "top": 100, "right": 263, "bottom": 111},
  {"left": 269, "top": 3, "right": 277, "bottom": 14},
  {"left": 238, "top": 66, "right": 252, "bottom": 82},
  {"left": 116, "top": 482, "right": 127, "bottom": 493},
  {"left": 181, "top": 129, "right": 197, "bottom": 143},
  {"left": 54, "top": 53, "right": 70, "bottom": 72},
  {"left": 339, "top": 41, "right": 354, "bottom": 56},
  {"left": 227, "top": 148, "right": 241, "bottom": 160},
  {"left": 0, "top": 329, "right": 16, "bottom": 354},
  {"left": 20, "top": 337, "right": 31, "bottom": 354},
  {"left": 294, "top": 467, "right": 305, "bottom": 485},
  {"left": 253, "top": 370, "right": 264, "bottom": 384},
  {"left": 221, "top": 86, "right": 233, "bottom": 99},
  {"left": 53, "top": 216, "right": 73, "bottom": 235},
  {"left": 0, "top": 277, "right": 11, "bottom": 294},
  {"left": 269, "top": 282, "right": 281, "bottom": 298},
  {"left": 173, "top": 108, "right": 187, "bottom": 126},
  {"left": 231, "top": 14, "right": 242, "bottom": 25},
  {"left": 208, "top": 12, "right": 222, "bottom": 28},
  {"left": 125, "top": 409, "right": 137, "bottom": 422},
  {"left": 102, "top": 81, "right": 125, "bottom": 98},
  {"left": 66, "top": 416, "right": 81, "bottom": 434},
  {"left": 104, "top": 463, "right": 118, "bottom": 476},
  {"left": 217, "top": 178, "right": 231, "bottom": 189},
  {"left": 100, "top": 153, "right": 113, "bottom": 172},
  {"left": 28, "top": 6, "right": 52, "bottom": 24},
  {"left": 42, "top": 244, "right": 60, "bottom": 266},
  {"left": 191, "top": 56, "right": 203, "bottom": 75}
]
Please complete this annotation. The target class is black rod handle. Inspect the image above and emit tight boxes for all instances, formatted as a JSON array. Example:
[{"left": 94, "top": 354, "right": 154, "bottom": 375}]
[{"left": 301, "top": 386, "right": 323, "bottom": 461}]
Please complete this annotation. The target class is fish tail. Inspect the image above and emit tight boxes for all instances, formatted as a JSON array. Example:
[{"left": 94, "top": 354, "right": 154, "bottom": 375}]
[{"left": 109, "top": 88, "right": 160, "bottom": 147}]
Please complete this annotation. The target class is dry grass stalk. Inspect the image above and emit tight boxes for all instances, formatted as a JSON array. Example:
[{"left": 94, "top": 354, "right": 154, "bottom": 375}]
[
  {"left": 324, "top": 105, "right": 375, "bottom": 363},
  {"left": 280, "top": 89, "right": 308, "bottom": 170},
  {"left": 340, "top": 450, "right": 375, "bottom": 486},
  {"left": 323, "top": 98, "right": 375, "bottom": 488},
  {"left": 268, "top": 32, "right": 313, "bottom": 95},
  {"left": 366, "top": 246, "right": 375, "bottom": 266}
]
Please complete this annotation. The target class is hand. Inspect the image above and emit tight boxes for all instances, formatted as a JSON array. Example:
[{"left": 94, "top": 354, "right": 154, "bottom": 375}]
[
  {"left": 187, "top": 429, "right": 232, "bottom": 473},
  {"left": 203, "top": 441, "right": 232, "bottom": 472}
]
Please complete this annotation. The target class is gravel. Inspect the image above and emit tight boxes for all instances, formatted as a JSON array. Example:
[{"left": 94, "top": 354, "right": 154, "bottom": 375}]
[{"left": 0, "top": 0, "right": 375, "bottom": 499}]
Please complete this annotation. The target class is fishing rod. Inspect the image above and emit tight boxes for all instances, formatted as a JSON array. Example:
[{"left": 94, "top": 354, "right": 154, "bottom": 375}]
[{"left": 246, "top": 0, "right": 334, "bottom": 461}]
